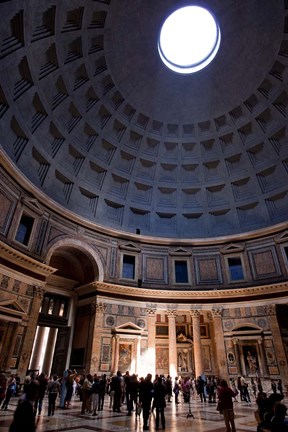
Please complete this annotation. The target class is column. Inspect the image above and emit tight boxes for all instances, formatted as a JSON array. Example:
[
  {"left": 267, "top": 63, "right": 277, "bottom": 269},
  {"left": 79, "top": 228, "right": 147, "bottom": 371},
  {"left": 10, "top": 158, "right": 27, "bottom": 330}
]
[
  {"left": 136, "top": 335, "right": 141, "bottom": 376},
  {"left": 257, "top": 337, "right": 268, "bottom": 376},
  {"left": 265, "top": 304, "right": 288, "bottom": 384},
  {"left": 146, "top": 308, "right": 156, "bottom": 378},
  {"left": 211, "top": 308, "right": 229, "bottom": 380},
  {"left": 3, "top": 322, "right": 18, "bottom": 370},
  {"left": 29, "top": 326, "right": 46, "bottom": 371},
  {"left": 17, "top": 286, "right": 45, "bottom": 380},
  {"left": 89, "top": 302, "right": 107, "bottom": 373},
  {"left": 232, "top": 338, "right": 243, "bottom": 376},
  {"left": 111, "top": 334, "right": 116, "bottom": 374},
  {"left": 167, "top": 310, "right": 177, "bottom": 379},
  {"left": 114, "top": 335, "right": 120, "bottom": 373},
  {"left": 190, "top": 309, "right": 203, "bottom": 378},
  {"left": 42, "top": 327, "right": 58, "bottom": 376}
]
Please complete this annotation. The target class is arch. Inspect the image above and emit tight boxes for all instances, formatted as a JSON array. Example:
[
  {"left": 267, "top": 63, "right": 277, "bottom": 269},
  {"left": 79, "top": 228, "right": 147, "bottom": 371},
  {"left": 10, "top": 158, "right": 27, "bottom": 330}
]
[
  {"left": 45, "top": 238, "right": 105, "bottom": 283},
  {"left": 231, "top": 323, "right": 262, "bottom": 333}
]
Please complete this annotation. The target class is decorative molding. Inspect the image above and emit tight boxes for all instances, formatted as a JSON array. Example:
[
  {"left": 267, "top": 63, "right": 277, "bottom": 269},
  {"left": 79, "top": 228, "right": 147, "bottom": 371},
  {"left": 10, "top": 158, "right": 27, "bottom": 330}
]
[
  {"left": 94, "top": 281, "right": 288, "bottom": 303},
  {"left": 0, "top": 240, "right": 56, "bottom": 277},
  {"left": 265, "top": 304, "right": 276, "bottom": 315}
]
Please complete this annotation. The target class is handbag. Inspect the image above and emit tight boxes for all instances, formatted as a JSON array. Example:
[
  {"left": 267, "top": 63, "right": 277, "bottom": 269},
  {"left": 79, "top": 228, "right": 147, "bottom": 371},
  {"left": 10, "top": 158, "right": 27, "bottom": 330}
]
[{"left": 216, "top": 400, "right": 222, "bottom": 413}]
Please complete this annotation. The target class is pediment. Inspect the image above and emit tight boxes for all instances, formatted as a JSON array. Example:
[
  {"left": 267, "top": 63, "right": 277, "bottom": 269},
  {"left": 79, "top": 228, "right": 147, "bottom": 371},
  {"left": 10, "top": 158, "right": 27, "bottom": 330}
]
[
  {"left": 0, "top": 298, "right": 26, "bottom": 318},
  {"left": 220, "top": 243, "right": 245, "bottom": 254},
  {"left": 275, "top": 230, "right": 288, "bottom": 244},
  {"left": 113, "top": 321, "right": 144, "bottom": 335},
  {"left": 169, "top": 247, "right": 192, "bottom": 257},
  {"left": 20, "top": 196, "right": 43, "bottom": 215},
  {"left": 118, "top": 243, "right": 141, "bottom": 253}
]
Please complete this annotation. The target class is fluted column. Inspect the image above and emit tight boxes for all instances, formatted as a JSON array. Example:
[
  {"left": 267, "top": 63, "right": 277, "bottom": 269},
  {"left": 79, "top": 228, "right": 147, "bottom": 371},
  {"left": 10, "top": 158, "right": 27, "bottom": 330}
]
[
  {"left": 146, "top": 308, "right": 156, "bottom": 377},
  {"left": 18, "top": 286, "right": 45, "bottom": 379},
  {"left": 111, "top": 334, "right": 116, "bottom": 374},
  {"left": 42, "top": 327, "right": 58, "bottom": 376},
  {"left": 190, "top": 309, "right": 203, "bottom": 378},
  {"left": 136, "top": 336, "right": 141, "bottom": 375},
  {"left": 114, "top": 335, "right": 120, "bottom": 373},
  {"left": 89, "top": 302, "right": 107, "bottom": 373},
  {"left": 211, "top": 308, "right": 228, "bottom": 380},
  {"left": 167, "top": 310, "right": 177, "bottom": 379},
  {"left": 29, "top": 326, "right": 46, "bottom": 371},
  {"left": 257, "top": 337, "right": 268, "bottom": 376},
  {"left": 265, "top": 304, "right": 288, "bottom": 384},
  {"left": 3, "top": 322, "right": 18, "bottom": 370},
  {"left": 232, "top": 338, "right": 243, "bottom": 376}
]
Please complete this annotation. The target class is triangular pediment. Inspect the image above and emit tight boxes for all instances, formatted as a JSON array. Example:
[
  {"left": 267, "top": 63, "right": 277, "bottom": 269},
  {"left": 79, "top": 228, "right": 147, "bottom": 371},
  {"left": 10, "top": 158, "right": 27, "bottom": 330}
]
[
  {"left": 20, "top": 196, "right": 43, "bottom": 215},
  {"left": 169, "top": 247, "right": 192, "bottom": 256},
  {"left": 220, "top": 243, "right": 245, "bottom": 254},
  {"left": 118, "top": 243, "right": 141, "bottom": 253},
  {"left": 0, "top": 298, "right": 26, "bottom": 318},
  {"left": 275, "top": 230, "right": 288, "bottom": 243},
  {"left": 113, "top": 321, "right": 144, "bottom": 335}
]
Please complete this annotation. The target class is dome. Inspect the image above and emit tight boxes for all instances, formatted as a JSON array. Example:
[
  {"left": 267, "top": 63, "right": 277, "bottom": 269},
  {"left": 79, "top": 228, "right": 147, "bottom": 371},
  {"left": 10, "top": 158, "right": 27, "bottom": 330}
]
[{"left": 0, "top": 0, "right": 287, "bottom": 238}]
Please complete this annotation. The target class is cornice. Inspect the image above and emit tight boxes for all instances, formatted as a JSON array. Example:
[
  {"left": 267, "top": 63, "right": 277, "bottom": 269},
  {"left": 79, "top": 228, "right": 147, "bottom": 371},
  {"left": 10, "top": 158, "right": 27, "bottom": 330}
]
[
  {"left": 94, "top": 281, "right": 288, "bottom": 304},
  {"left": 0, "top": 240, "right": 56, "bottom": 278}
]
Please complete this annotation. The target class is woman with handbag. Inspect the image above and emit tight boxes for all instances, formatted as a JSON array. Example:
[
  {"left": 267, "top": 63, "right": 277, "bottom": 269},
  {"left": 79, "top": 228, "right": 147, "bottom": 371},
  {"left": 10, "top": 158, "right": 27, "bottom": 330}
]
[{"left": 217, "top": 379, "right": 237, "bottom": 432}]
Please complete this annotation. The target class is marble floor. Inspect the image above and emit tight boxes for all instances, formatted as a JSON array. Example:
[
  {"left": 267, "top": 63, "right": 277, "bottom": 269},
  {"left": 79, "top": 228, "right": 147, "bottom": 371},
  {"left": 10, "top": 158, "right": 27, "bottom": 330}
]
[{"left": 0, "top": 392, "right": 282, "bottom": 432}]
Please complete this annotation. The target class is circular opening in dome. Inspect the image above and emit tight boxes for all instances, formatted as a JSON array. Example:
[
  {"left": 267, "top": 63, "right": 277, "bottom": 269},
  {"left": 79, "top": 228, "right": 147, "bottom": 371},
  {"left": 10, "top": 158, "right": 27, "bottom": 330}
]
[{"left": 158, "top": 6, "right": 221, "bottom": 74}]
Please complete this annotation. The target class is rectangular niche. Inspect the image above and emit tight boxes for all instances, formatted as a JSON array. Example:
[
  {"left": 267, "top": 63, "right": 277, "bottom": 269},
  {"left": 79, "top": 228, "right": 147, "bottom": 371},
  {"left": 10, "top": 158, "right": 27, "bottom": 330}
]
[
  {"left": 247, "top": 245, "right": 281, "bottom": 280},
  {"left": 143, "top": 254, "right": 168, "bottom": 284},
  {"left": 194, "top": 254, "right": 223, "bottom": 285}
]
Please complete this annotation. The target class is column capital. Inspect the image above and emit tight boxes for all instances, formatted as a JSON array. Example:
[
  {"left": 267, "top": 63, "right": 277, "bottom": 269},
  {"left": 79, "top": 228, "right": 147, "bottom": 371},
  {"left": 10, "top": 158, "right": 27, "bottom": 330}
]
[
  {"left": 265, "top": 304, "right": 276, "bottom": 315},
  {"left": 146, "top": 307, "right": 156, "bottom": 316},
  {"left": 232, "top": 338, "right": 239, "bottom": 345},
  {"left": 257, "top": 337, "right": 263, "bottom": 345},
  {"left": 211, "top": 307, "right": 223, "bottom": 318},
  {"left": 190, "top": 309, "right": 200, "bottom": 318},
  {"left": 91, "top": 301, "right": 107, "bottom": 315},
  {"left": 33, "top": 285, "right": 45, "bottom": 299},
  {"left": 166, "top": 309, "right": 177, "bottom": 318}
]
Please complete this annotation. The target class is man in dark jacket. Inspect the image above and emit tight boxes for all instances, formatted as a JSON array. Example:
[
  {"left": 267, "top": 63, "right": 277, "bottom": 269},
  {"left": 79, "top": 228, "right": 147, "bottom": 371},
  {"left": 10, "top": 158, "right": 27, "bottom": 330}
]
[
  {"left": 153, "top": 376, "right": 167, "bottom": 430},
  {"left": 139, "top": 373, "right": 154, "bottom": 430}
]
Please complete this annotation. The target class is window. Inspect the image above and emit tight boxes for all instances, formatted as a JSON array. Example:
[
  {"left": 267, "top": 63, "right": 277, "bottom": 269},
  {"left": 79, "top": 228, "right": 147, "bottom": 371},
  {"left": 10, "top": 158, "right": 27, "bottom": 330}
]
[
  {"left": 15, "top": 214, "right": 34, "bottom": 246},
  {"left": 175, "top": 260, "right": 188, "bottom": 283},
  {"left": 227, "top": 257, "right": 244, "bottom": 281},
  {"left": 122, "top": 254, "right": 135, "bottom": 279}
]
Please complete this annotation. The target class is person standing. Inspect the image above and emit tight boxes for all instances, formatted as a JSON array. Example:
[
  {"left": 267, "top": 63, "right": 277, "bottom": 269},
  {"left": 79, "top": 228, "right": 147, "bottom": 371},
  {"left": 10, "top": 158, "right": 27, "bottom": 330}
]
[
  {"left": 139, "top": 373, "right": 154, "bottom": 430},
  {"left": 47, "top": 375, "right": 60, "bottom": 416},
  {"left": 1, "top": 375, "right": 16, "bottom": 411},
  {"left": 9, "top": 380, "right": 39, "bottom": 432},
  {"left": 196, "top": 375, "right": 206, "bottom": 403},
  {"left": 153, "top": 376, "right": 167, "bottom": 430},
  {"left": 98, "top": 374, "right": 107, "bottom": 411},
  {"left": 173, "top": 377, "right": 180, "bottom": 405},
  {"left": 34, "top": 372, "right": 48, "bottom": 415},
  {"left": 91, "top": 375, "right": 100, "bottom": 416},
  {"left": 165, "top": 375, "right": 172, "bottom": 403},
  {"left": 217, "top": 379, "right": 237, "bottom": 432},
  {"left": 81, "top": 374, "right": 93, "bottom": 414},
  {"left": 112, "top": 371, "right": 123, "bottom": 413}
]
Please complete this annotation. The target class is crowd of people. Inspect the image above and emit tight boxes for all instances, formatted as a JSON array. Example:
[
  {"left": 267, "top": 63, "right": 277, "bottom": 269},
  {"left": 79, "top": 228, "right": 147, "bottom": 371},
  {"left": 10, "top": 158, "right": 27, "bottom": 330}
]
[{"left": 0, "top": 368, "right": 287, "bottom": 432}]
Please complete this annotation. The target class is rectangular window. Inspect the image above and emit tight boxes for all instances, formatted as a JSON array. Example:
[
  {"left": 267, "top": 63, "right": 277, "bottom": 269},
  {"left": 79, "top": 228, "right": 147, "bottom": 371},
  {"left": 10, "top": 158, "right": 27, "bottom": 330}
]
[
  {"left": 122, "top": 254, "right": 135, "bottom": 279},
  {"left": 15, "top": 214, "right": 34, "bottom": 245},
  {"left": 175, "top": 260, "right": 188, "bottom": 283},
  {"left": 228, "top": 257, "right": 244, "bottom": 281},
  {"left": 284, "top": 246, "right": 288, "bottom": 261}
]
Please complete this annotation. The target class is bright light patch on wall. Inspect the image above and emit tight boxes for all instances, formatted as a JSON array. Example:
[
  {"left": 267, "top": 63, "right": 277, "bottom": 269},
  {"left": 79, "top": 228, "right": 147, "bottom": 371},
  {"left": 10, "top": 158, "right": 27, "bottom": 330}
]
[{"left": 158, "top": 6, "right": 221, "bottom": 74}]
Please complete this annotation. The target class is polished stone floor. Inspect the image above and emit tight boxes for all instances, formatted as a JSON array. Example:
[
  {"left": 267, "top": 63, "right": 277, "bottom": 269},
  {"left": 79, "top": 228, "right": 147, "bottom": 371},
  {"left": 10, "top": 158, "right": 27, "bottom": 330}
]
[{"left": 0, "top": 391, "right": 283, "bottom": 432}]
